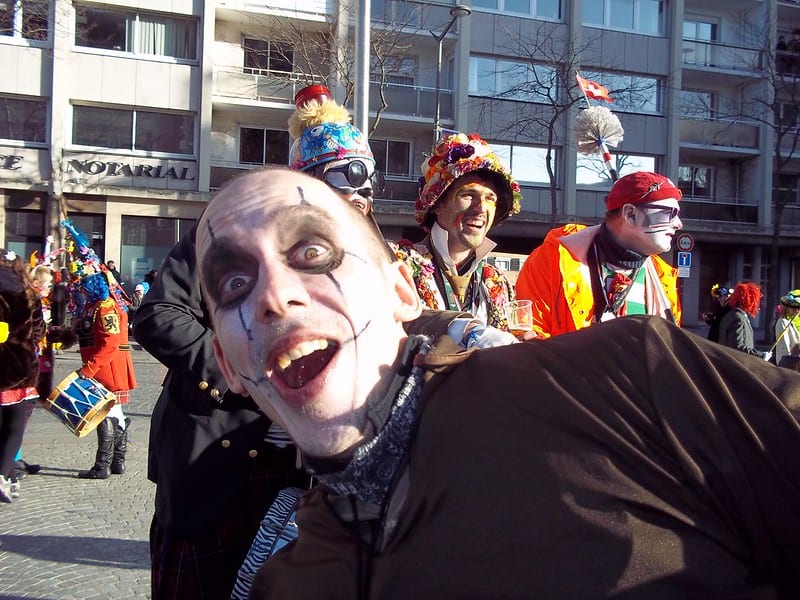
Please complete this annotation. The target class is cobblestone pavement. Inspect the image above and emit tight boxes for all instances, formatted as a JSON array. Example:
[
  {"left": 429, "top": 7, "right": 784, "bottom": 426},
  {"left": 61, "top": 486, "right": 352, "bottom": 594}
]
[{"left": 0, "top": 345, "right": 165, "bottom": 600}]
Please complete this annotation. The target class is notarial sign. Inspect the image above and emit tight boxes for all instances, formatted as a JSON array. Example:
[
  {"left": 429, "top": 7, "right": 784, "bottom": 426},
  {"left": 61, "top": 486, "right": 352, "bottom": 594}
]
[
  {"left": 62, "top": 152, "right": 197, "bottom": 191},
  {"left": 675, "top": 232, "right": 694, "bottom": 252}
]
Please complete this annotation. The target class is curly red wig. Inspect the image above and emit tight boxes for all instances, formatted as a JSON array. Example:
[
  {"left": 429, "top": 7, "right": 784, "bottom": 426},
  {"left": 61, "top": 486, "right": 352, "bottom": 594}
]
[{"left": 727, "top": 281, "right": 763, "bottom": 318}]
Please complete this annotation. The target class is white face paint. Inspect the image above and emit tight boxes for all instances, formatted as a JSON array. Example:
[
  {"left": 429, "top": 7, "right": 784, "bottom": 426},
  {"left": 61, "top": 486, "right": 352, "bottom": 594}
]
[
  {"left": 627, "top": 198, "right": 682, "bottom": 255},
  {"left": 198, "top": 170, "right": 421, "bottom": 458}
]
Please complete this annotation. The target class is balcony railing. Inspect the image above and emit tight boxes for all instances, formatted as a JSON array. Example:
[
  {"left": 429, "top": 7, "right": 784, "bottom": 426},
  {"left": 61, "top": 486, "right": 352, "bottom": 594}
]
[
  {"left": 682, "top": 39, "right": 764, "bottom": 72},
  {"left": 680, "top": 198, "right": 759, "bottom": 223},
  {"left": 368, "top": 81, "right": 451, "bottom": 120},
  {"left": 213, "top": 67, "right": 306, "bottom": 103},
  {"left": 216, "top": 0, "right": 332, "bottom": 14},
  {"left": 213, "top": 67, "right": 452, "bottom": 121},
  {"left": 679, "top": 117, "right": 759, "bottom": 149}
]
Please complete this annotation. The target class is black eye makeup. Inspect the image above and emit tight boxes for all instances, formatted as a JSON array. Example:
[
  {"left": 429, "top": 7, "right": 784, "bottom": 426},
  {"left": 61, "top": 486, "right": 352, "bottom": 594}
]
[{"left": 201, "top": 240, "right": 259, "bottom": 309}]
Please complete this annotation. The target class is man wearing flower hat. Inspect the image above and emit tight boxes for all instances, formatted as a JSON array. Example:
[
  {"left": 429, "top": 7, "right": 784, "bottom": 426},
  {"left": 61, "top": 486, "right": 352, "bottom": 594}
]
[
  {"left": 396, "top": 133, "right": 522, "bottom": 330},
  {"left": 516, "top": 171, "right": 683, "bottom": 338}
]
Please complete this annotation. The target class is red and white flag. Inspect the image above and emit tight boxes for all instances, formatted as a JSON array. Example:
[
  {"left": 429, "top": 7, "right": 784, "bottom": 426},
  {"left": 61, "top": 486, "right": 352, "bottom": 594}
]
[{"left": 576, "top": 73, "right": 613, "bottom": 102}]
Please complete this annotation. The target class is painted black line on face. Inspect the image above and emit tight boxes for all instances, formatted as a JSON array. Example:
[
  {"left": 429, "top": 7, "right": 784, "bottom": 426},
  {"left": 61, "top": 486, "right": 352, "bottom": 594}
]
[{"left": 238, "top": 304, "right": 254, "bottom": 341}]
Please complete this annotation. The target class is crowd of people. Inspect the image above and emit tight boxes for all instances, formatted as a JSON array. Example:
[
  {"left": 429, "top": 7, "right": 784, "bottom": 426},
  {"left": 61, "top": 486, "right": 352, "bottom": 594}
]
[{"left": 1, "top": 82, "right": 799, "bottom": 597}]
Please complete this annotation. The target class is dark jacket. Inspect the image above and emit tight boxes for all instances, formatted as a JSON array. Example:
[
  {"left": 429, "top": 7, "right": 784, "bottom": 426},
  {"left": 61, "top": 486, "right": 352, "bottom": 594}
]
[
  {"left": 252, "top": 317, "right": 800, "bottom": 598},
  {"left": 718, "top": 306, "right": 761, "bottom": 356},
  {"left": 0, "top": 268, "right": 45, "bottom": 391},
  {"left": 134, "top": 224, "right": 287, "bottom": 536}
]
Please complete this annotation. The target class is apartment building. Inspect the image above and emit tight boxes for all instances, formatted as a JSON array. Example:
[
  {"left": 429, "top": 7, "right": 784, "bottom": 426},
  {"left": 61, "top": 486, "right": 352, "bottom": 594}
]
[{"left": 2, "top": 0, "right": 800, "bottom": 334}]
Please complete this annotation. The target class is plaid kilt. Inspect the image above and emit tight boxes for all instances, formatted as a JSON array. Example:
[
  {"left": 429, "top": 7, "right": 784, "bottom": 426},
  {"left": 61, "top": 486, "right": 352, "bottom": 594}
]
[{"left": 149, "top": 444, "right": 310, "bottom": 600}]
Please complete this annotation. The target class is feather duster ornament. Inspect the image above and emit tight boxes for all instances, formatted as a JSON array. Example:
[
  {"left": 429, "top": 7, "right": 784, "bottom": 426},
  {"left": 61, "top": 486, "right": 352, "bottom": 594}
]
[{"left": 574, "top": 105, "right": 624, "bottom": 182}]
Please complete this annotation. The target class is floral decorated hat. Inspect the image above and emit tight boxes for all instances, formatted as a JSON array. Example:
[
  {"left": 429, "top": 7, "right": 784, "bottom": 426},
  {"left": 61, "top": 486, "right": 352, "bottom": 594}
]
[
  {"left": 415, "top": 133, "right": 522, "bottom": 230},
  {"left": 287, "top": 84, "right": 374, "bottom": 172},
  {"left": 781, "top": 289, "right": 800, "bottom": 308}
]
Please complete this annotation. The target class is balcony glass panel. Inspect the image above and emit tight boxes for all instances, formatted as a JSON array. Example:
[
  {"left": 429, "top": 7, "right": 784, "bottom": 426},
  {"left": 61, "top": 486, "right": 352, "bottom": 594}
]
[
  {"left": 681, "top": 40, "right": 762, "bottom": 72},
  {"left": 679, "top": 119, "right": 758, "bottom": 149}
]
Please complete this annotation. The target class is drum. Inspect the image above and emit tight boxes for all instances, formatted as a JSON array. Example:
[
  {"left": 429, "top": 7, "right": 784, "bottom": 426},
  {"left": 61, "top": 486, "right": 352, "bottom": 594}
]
[{"left": 43, "top": 372, "right": 116, "bottom": 437}]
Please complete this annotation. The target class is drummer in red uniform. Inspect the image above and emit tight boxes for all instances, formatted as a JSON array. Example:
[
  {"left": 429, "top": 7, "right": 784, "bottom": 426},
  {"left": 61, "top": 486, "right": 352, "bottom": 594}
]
[{"left": 75, "top": 271, "right": 137, "bottom": 479}]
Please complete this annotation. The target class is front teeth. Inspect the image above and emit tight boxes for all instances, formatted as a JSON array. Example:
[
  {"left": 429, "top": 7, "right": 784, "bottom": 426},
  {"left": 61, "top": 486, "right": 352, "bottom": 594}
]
[{"left": 276, "top": 339, "right": 329, "bottom": 371}]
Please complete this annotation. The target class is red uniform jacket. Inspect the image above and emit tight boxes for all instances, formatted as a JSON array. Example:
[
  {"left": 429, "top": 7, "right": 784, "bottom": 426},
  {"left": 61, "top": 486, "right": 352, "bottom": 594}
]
[{"left": 78, "top": 297, "right": 136, "bottom": 398}]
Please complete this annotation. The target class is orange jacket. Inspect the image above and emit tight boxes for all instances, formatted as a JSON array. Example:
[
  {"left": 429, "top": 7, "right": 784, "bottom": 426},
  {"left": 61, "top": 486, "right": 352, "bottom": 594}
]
[
  {"left": 515, "top": 224, "right": 681, "bottom": 338},
  {"left": 78, "top": 297, "right": 136, "bottom": 395}
]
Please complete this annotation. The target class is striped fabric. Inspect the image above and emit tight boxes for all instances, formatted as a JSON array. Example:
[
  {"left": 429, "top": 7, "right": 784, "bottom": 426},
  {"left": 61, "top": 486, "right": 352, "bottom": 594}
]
[{"left": 230, "top": 486, "right": 303, "bottom": 600}]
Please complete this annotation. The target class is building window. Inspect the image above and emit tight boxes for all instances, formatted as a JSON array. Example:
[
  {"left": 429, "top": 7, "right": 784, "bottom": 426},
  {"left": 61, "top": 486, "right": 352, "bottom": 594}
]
[
  {"left": 583, "top": 0, "right": 662, "bottom": 35},
  {"left": 492, "top": 143, "right": 553, "bottom": 184},
  {"left": 778, "top": 102, "right": 800, "bottom": 130},
  {"left": 0, "top": 95, "right": 47, "bottom": 143},
  {"left": 678, "top": 165, "right": 712, "bottom": 198},
  {"left": 72, "top": 105, "right": 194, "bottom": 155},
  {"left": 775, "top": 174, "right": 800, "bottom": 205},
  {"left": 472, "top": 0, "right": 560, "bottom": 19},
  {"left": 583, "top": 71, "right": 660, "bottom": 113},
  {"left": 239, "top": 127, "right": 290, "bottom": 165},
  {"left": 682, "top": 19, "right": 717, "bottom": 67},
  {"left": 373, "top": 56, "right": 417, "bottom": 86},
  {"left": 243, "top": 38, "right": 293, "bottom": 75},
  {"left": 0, "top": 0, "right": 48, "bottom": 40},
  {"left": 577, "top": 153, "right": 656, "bottom": 186},
  {"left": 469, "top": 56, "right": 556, "bottom": 103},
  {"left": 371, "top": 0, "right": 420, "bottom": 26},
  {"left": 680, "top": 90, "right": 714, "bottom": 120},
  {"left": 370, "top": 139, "right": 411, "bottom": 178},
  {"left": 75, "top": 5, "right": 197, "bottom": 60}
]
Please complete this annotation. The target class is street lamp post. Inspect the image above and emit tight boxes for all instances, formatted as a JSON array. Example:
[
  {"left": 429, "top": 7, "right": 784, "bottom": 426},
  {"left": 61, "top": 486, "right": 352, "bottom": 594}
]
[{"left": 432, "top": 4, "right": 471, "bottom": 148}]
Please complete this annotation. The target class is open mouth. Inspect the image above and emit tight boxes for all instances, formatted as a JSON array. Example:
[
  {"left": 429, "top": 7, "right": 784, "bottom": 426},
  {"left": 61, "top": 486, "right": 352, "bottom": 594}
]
[
  {"left": 462, "top": 217, "right": 486, "bottom": 232},
  {"left": 273, "top": 339, "right": 340, "bottom": 389}
]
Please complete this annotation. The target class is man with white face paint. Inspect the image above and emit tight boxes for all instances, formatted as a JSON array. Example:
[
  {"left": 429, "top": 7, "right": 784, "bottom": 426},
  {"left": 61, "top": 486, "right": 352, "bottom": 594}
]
[
  {"left": 199, "top": 167, "right": 800, "bottom": 599},
  {"left": 516, "top": 171, "right": 683, "bottom": 338}
]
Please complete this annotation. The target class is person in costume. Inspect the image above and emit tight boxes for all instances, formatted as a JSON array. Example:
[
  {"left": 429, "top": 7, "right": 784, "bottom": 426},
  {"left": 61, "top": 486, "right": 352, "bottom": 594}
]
[
  {"left": 515, "top": 171, "right": 682, "bottom": 339},
  {"left": 774, "top": 289, "right": 800, "bottom": 364},
  {"left": 198, "top": 168, "right": 800, "bottom": 598},
  {"left": 703, "top": 283, "right": 733, "bottom": 343},
  {"left": 0, "top": 250, "right": 46, "bottom": 502},
  {"left": 394, "top": 132, "right": 521, "bottom": 330},
  {"left": 717, "top": 281, "right": 767, "bottom": 358},
  {"left": 288, "top": 84, "right": 383, "bottom": 217},
  {"left": 75, "top": 271, "right": 136, "bottom": 479},
  {"left": 287, "top": 86, "right": 516, "bottom": 347}
]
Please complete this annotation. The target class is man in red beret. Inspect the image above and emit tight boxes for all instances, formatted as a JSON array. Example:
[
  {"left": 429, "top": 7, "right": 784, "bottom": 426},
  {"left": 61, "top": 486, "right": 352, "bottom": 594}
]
[{"left": 515, "top": 171, "right": 682, "bottom": 338}]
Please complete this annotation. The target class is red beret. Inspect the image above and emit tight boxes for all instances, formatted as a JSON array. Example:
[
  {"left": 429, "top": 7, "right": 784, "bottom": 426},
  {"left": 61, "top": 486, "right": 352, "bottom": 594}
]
[{"left": 606, "top": 171, "right": 682, "bottom": 211}]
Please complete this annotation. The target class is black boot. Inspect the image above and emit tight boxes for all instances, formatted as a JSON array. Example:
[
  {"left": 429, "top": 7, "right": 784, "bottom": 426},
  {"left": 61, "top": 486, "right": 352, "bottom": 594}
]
[
  {"left": 110, "top": 417, "right": 130, "bottom": 475},
  {"left": 78, "top": 417, "right": 115, "bottom": 479}
]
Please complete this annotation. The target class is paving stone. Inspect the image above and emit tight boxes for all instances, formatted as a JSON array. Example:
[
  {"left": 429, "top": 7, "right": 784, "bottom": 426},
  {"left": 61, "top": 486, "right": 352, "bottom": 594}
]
[{"left": 0, "top": 347, "right": 164, "bottom": 599}]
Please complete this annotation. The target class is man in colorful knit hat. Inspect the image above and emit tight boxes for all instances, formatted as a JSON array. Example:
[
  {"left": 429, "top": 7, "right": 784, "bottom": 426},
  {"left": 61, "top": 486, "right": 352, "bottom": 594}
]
[
  {"left": 288, "top": 85, "right": 382, "bottom": 216},
  {"left": 396, "top": 132, "right": 522, "bottom": 330},
  {"left": 515, "top": 170, "right": 683, "bottom": 339}
]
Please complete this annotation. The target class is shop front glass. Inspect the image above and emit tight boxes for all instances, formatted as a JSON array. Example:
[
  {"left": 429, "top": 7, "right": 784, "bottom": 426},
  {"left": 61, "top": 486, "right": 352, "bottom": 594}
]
[
  {"left": 120, "top": 216, "right": 194, "bottom": 288},
  {"left": 3, "top": 209, "right": 44, "bottom": 260}
]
